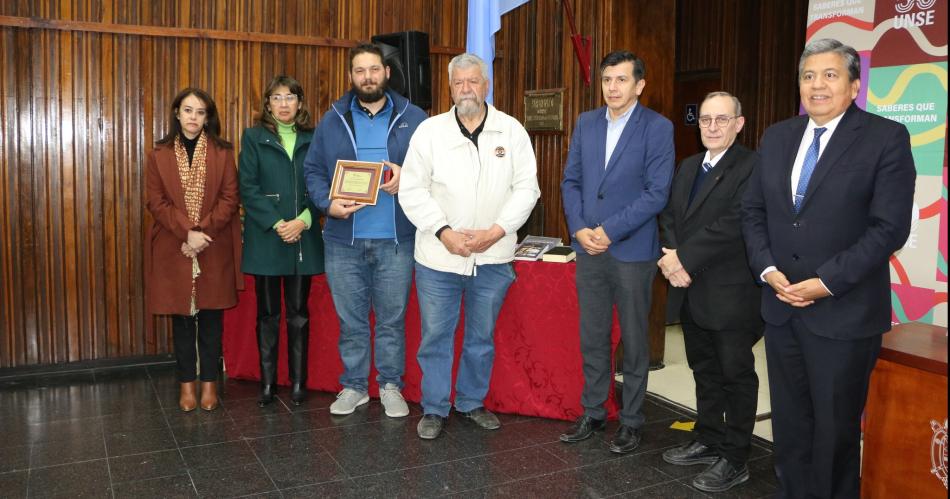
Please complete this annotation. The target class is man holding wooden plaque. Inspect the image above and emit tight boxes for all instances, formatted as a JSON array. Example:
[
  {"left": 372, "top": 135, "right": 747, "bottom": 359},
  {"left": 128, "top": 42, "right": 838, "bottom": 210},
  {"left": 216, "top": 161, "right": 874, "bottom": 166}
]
[{"left": 303, "top": 42, "right": 427, "bottom": 419}]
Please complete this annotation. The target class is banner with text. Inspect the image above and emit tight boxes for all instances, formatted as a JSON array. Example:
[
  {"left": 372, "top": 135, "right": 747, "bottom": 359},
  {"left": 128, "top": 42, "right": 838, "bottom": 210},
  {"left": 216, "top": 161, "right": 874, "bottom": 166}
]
[{"left": 807, "top": 0, "right": 947, "bottom": 326}]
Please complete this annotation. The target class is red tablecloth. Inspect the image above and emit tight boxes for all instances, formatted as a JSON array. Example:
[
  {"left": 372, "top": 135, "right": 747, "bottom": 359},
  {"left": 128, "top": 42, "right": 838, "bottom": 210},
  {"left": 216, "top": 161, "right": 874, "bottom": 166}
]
[{"left": 223, "top": 261, "right": 620, "bottom": 421}]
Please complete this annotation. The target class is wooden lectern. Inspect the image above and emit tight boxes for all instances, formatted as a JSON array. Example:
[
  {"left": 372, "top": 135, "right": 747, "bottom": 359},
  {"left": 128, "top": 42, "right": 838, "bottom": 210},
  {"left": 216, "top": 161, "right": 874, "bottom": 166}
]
[{"left": 861, "top": 322, "right": 948, "bottom": 498}]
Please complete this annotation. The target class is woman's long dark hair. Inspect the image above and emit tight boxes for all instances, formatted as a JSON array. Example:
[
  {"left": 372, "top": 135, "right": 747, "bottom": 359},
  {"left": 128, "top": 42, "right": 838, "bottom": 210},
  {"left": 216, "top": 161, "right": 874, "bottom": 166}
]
[
  {"left": 156, "top": 87, "right": 233, "bottom": 149},
  {"left": 257, "top": 75, "right": 314, "bottom": 135}
]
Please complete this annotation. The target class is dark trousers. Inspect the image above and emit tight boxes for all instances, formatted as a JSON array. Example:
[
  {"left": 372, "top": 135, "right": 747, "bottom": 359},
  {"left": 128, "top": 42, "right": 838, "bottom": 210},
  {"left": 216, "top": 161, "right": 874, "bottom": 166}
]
[
  {"left": 254, "top": 274, "right": 312, "bottom": 386},
  {"left": 766, "top": 317, "right": 881, "bottom": 499},
  {"left": 171, "top": 309, "right": 223, "bottom": 382},
  {"left": 681, "top": 300, "right": 762, "bottom": 464},
  {"left": 576, "top": 252, "right": 656, "bottom": 428}
]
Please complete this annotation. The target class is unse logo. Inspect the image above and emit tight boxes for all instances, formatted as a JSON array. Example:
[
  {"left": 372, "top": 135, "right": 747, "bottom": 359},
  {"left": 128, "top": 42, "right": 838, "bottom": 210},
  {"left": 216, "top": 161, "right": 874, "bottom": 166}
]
[
  {"left": 931, "top": 419, "right": 948, "bottom": 490},
  {"left": 894, "top": 0, "right": 938, "bottom": 28}
]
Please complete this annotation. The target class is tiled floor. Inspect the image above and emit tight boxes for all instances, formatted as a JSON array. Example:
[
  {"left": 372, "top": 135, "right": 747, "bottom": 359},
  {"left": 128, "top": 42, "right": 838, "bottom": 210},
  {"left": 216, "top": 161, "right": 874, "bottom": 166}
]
[
  {"left": 0, "top": 363, "right": 778, "bottom": 498},
  {"left": 648, "top": 326, "right": 773, "bottom": 442}
]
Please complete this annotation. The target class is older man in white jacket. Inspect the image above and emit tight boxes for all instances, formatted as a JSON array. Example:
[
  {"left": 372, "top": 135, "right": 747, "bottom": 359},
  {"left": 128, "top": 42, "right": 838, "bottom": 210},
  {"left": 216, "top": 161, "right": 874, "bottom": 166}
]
[{"left": 399, "top": 53, "right": 540, "bottom": 440}]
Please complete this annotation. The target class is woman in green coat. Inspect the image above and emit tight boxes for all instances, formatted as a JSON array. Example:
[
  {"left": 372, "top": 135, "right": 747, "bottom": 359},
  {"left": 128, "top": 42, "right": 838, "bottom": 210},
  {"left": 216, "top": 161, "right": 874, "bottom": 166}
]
[{"left": 239, "top": 75, "right": 324, "bottom": 407}]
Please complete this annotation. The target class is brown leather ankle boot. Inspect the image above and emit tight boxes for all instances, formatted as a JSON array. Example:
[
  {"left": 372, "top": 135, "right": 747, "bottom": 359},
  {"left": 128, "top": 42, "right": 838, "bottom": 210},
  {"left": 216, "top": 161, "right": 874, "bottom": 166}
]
[
  {"left": 200, "top": 381, "right": 219, "bottom": 411},
  {"left": 179, "top": 381, "right": 198, "bottom": 412}
]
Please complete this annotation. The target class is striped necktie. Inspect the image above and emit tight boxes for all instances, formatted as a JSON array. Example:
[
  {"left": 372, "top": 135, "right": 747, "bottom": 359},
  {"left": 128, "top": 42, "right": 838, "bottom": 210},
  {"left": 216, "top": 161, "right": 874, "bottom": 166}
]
[
  {"left": 688, "top": 162, "right": 714, "bottom": 206},
  {"left": 794, "top": 127, "right": 827, "bottom": 213}
]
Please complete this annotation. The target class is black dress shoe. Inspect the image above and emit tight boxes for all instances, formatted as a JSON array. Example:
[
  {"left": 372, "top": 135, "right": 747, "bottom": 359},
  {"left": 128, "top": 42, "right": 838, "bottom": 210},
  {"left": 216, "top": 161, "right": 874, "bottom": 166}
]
[
  {"left": 609, "top": 424, "right": 641, "bottom": 454},
  {"left": 692, "top": 457, "right": 750, "bottom": 493},
  {"left": 290, "top": 382, "right": 306, "bottom": 406},
  {"left": 662, "top": 440, "right": 719, "bottom": 466},
  {"left": 257, "top": 384, "right": 276, "bottom": 408},
  {"left": 559, "top": 415, "right": 606, "bottom": 443}
]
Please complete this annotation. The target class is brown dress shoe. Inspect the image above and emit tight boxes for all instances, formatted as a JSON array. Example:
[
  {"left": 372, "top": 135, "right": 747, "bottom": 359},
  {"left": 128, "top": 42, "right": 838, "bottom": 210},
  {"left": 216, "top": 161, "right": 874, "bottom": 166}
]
[
  {"left": 200, "top": 381, "right": 219, "bottom": 411},
  {"left": 179, "top": 381, "right": 198, "bottom": 412}
]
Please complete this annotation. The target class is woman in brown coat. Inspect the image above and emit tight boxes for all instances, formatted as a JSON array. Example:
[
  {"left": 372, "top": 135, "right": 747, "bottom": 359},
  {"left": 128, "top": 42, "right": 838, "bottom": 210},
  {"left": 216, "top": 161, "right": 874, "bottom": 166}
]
[{"left": 145, "top": 87, "right": 242, "bottom": 412}]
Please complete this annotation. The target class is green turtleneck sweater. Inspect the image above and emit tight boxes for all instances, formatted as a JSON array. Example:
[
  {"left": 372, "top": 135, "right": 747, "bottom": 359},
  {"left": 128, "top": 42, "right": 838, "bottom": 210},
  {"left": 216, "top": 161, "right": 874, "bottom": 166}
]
[{"left": 273, "top": 120, "right": 311, "bottom": 230}]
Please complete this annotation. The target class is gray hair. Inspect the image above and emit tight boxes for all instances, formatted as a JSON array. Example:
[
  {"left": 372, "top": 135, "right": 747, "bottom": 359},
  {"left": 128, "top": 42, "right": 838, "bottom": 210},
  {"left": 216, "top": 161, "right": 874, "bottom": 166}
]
[
  {"left": 448, "top": 53, "right": 490, "bottom": 81},
  {"left": 798, "top": 38, "right": 860, "bottom": 82},
  {"left": 703, "top": 91, "right": 742, "bottom": 117}
]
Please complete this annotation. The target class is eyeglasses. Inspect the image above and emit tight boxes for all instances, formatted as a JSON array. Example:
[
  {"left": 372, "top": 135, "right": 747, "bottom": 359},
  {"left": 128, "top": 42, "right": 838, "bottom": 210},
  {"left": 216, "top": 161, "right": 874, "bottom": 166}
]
[
  {"left": 698, "top": 115, "right": 737, "bottom": 128},
  {"left": 269, "top": 94, "right": 298, "bottom": 104}
]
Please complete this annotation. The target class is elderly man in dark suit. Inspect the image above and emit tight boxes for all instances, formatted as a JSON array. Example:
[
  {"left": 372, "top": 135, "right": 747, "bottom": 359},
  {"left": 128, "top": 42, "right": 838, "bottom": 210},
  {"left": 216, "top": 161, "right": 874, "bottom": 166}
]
[
  {"left": 559, "top": 50, "right": 674, "bottom": 454},
  {"left": 658, "top": 91, "right": 763, "bottom": 493},
  {"left": 742, "top": 38, "right": 916, "bottom": 498}
]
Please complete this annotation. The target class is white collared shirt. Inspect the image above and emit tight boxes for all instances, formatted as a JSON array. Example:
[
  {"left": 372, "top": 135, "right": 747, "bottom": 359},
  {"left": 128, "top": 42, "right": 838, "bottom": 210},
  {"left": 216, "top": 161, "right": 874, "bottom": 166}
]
[
  {"left": 789, "top": 112, "right": 845, "bottom": 203},
  {"left": 702, "top": 146, "right": 731, "bottom": 169},
  {"left": 604, "top": 103, "right": 637, "bottom": 169}
]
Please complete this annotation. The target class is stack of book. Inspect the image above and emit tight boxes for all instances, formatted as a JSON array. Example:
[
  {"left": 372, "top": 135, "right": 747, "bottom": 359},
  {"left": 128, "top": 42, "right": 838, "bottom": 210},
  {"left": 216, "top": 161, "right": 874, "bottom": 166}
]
[{"left": 513, "top": 235, "right": 561, "bottom": 261}]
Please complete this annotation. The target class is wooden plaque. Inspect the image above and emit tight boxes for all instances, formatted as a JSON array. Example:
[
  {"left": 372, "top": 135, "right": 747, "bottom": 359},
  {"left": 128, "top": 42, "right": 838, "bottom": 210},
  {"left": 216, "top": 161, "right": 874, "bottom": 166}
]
[{"left": 330, "top": 160, "right": 383, "bottom": 205}]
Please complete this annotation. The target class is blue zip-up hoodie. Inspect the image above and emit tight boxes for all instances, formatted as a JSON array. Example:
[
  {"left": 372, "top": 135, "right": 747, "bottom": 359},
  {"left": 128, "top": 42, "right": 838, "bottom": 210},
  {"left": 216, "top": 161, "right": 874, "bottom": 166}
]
[{"left": 303, "top": 89, "right": 427, "bottom": 245}]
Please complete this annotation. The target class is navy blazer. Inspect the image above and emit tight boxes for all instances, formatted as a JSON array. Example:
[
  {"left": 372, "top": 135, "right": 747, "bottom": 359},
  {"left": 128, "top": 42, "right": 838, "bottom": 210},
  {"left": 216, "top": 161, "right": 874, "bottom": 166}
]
[
  {"left": 561, "top": 104, "right": 674, "bottom": 262},
  {"left": 741, "top": 103, "right": 916, "bottom": 339}
]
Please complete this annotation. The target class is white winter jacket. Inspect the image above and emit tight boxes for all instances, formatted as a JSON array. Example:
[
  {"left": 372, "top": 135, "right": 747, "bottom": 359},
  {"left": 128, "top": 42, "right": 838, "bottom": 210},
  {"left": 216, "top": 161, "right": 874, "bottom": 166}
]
[{"left": 399, "top": 105, "right": 540, "bottom": 275}]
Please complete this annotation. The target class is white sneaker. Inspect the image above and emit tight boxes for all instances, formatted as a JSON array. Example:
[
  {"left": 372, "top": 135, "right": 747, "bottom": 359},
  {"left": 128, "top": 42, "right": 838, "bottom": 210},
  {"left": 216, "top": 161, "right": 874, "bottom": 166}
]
[
  {"left": 379, "top": 383, "right": 409, "bottom": 418},
  {"left": 330, "top": 388, "right": 369, "bottom": 415}
]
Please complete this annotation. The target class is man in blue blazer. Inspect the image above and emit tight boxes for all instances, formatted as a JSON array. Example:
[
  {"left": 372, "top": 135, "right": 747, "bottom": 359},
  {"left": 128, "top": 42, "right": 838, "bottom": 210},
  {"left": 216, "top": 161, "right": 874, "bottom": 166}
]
[
  {"left": 559, "top": 51, "right": 674, "bottom": 454},
  {"left": 742, "top": 39, "right": 916, "bottom": 498}
]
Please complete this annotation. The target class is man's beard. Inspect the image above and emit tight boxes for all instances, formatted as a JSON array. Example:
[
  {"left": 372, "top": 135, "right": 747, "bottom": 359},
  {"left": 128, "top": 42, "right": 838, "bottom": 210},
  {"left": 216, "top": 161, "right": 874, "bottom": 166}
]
[
  {"left": 455, "top": 96, "right": 483, "bottom": 118},
  {"left": 353, "top": 77, "right": 388, "bottom": 103}
]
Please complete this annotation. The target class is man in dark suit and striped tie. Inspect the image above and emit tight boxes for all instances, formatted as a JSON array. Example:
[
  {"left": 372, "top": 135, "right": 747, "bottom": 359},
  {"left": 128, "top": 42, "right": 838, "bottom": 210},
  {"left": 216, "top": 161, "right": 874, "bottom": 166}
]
[
  {"left": 658, "top": 91, "right": 763, "bottom": 493},
  {"left": 742, "top": 39, "right": 916, "bottom": 497}
]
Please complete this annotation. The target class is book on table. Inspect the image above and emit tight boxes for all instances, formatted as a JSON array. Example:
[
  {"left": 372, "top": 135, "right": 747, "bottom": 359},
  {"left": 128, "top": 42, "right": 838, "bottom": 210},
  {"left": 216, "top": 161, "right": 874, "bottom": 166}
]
[
  {"left": 513, "top": 235, "right": 562, "bottom": 261},
  {"left": 541, "top": 246, "right": 576, "bottom": 263}
]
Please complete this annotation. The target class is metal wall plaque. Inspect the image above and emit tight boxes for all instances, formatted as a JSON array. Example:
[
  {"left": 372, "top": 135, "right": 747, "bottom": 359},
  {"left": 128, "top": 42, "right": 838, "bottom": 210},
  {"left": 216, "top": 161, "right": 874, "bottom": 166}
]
[{"left": 524, "top": 89, "right": 564, "bottom": 131}]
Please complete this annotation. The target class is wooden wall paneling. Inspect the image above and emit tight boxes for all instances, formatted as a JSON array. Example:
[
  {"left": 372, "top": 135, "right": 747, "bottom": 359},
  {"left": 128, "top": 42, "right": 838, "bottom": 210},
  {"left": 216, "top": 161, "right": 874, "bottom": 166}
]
[
  {"left": 37, "top": 27, "right": 54, "bottom": 360},
  {"left": 608, "top": 0, "right": 676, "bottom": 122},
  {"left": 64, "top": 28, "right": 81, "bottom": 363},
  {"left": 8, "top": 27, "right": 25, "bottom": 364},
  {"left": 112, "top": 34, "right": 137, "bottom": 358},
  {"left": 754, "top": 0, "right": 809, "bottom": 136},
  {"left": 718, "top": 0, "right": 760, "bottom": 150},
  {"left": 675, "top": 0, "right": 721, "bottom": 73},
  {"left": 23, "top": 27, "right": 43, "bottom": 365},
  {"left": 0, "top": 27, "right": 14, "bottom": 365},
  {"left": 542, "top": 5, "right": 564, "bottom": 238},
  {"left": 102, "top": 31, "right": 119, "bottom": 362}
]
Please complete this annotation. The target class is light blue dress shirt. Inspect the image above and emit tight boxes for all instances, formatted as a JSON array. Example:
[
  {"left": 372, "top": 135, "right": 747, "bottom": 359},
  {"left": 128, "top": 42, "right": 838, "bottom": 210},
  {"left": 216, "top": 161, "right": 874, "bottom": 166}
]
[{"left": 604, "top": 102, "right": 637, "bottom": 169}]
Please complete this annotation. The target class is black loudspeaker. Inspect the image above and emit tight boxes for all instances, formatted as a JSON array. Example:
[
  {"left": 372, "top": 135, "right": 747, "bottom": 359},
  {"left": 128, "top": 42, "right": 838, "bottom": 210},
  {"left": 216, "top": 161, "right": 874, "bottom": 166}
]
[{"left": 371, "top": 31, "right": 431, "bottom": 110}]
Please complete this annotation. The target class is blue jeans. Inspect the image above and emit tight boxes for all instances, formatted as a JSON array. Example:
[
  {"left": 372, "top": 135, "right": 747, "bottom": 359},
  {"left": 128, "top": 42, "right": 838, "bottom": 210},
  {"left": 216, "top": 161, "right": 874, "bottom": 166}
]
[
  {"left": 324, "top": 238, "right": 414, "bottom": 393},
  {"left": 414, "top": 262, "right": 516, "bottom": 417}
]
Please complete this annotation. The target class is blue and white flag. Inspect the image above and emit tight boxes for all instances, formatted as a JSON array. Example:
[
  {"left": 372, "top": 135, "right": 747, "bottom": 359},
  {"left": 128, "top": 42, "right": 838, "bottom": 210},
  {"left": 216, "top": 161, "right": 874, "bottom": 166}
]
[{"left": 466, "top": 0, "right": 531, "bottom": 104}]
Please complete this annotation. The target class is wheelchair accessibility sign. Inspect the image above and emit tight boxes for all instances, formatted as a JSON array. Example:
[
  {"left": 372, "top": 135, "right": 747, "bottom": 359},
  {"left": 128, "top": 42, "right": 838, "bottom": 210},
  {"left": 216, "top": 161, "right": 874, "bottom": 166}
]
[{"left": 685, "top": 104, "right": 698, "bottom": 126}]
